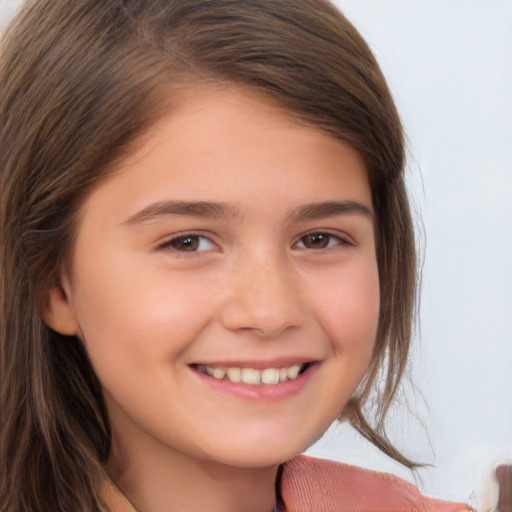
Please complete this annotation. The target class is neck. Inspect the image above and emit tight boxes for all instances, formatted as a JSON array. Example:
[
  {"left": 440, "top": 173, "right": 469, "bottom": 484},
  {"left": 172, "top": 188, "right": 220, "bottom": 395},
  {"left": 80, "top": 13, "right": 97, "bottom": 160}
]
[{"left": 106, "top": 425, "right": 279, "bottom": 512}]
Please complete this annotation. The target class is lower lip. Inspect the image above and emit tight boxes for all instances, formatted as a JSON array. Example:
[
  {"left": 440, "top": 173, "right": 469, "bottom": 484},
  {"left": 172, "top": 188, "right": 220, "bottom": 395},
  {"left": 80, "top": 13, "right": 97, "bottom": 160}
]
[{"left": 190, "top": 364, "right": 318, "bottom": 401}]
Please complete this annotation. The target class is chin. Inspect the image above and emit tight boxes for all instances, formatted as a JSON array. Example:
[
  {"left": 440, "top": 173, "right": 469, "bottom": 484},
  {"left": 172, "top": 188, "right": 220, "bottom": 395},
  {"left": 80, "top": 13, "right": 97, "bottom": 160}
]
[{"left": 199, "top": 431, "right": 320, "bottom": 469}]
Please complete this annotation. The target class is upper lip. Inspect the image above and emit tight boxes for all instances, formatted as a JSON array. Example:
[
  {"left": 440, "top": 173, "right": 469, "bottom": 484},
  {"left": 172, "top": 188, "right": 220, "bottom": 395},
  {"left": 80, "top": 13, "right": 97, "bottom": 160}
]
[{"left": 190, "top": 358, "right": 318, "bottom": 369}]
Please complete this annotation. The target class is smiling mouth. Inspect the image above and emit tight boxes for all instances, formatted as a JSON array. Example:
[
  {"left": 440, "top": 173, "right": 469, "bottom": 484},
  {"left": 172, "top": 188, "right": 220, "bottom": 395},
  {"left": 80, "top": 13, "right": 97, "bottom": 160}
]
[{"left": 192, "top": 363, "right": 311, "bottom": 386}]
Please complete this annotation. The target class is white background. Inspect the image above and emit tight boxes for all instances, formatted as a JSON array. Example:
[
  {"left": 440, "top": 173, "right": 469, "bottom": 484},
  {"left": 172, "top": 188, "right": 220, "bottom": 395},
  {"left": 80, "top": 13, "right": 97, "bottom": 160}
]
[
  {"left": 1, "top": 1, "right": 511, "bottom": 510},
  {"left": 306, "top": 2, "right": 512, "bottom": 510}
]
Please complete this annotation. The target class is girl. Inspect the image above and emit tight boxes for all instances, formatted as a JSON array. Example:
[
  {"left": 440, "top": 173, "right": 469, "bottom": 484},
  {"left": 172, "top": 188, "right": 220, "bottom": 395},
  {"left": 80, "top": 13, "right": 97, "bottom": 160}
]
[{"left": 0, "top": 1, "right": 472, "bottom": 511}]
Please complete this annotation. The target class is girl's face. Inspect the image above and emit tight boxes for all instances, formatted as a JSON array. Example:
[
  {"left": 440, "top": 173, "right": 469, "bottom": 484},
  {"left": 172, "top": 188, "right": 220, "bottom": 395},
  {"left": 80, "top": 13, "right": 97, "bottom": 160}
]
[{"left": 47, "top": 86, "right": 379, "bottom": 469}]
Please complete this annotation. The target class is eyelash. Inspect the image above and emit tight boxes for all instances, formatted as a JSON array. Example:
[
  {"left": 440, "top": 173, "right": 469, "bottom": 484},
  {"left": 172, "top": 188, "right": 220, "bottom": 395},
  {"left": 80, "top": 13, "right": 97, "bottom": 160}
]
[
  {"left": 155, "top": 232, "right": 218, "bottom": 254},
  {"left": 155, "top": 231, "right": 353, "bottom": 254},
  {"left": 293, "top": 232, "right": 354, "bottom": 250}
]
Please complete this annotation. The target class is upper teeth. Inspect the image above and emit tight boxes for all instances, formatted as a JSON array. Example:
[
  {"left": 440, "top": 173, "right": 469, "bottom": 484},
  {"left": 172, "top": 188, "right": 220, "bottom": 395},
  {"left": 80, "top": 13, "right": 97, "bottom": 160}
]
[{"left": 198, "top": 364, "right": 305, "bottom": 385}]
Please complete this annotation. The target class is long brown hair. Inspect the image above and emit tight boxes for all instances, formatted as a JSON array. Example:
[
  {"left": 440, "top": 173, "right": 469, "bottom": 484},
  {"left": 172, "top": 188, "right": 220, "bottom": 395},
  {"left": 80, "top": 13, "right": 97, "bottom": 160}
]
[{"left": 0, "top": 1, "right": 416, "bottom": 510}]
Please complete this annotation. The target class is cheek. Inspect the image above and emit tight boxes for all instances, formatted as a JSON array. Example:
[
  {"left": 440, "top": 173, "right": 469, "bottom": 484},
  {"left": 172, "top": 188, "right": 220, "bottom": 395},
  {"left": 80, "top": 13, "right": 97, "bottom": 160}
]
[
  {"left": 315, "top": 259, "right": 380, "bottom": 354},
  {"left": 69, "top": 252, "right": 218, "bottom": 374},
  {"left": 298, "top": 260, "right": 380, "bottom": 445}
]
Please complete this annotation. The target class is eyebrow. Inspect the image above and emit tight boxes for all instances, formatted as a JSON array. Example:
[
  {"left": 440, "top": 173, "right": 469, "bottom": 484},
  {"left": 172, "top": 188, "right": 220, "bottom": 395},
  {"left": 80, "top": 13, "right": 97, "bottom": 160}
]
[
  {"left": 122, "top": 200, "right": 242, "bottom": 225},
  {"left": 286, "top": 200, "right": 373, "bottom": 223},
  {"left": 122, "top": 199, "right": 373, "bottom": 226}
]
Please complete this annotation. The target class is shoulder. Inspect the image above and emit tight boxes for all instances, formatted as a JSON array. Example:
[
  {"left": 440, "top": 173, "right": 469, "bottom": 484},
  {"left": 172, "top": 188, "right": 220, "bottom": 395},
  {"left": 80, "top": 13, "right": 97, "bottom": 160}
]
[
  {"left": 280, "top": 455, "right": 473, "bottom": 512},
  {"left": 100, "top": 481, "right": 137, "bottom": 512}
]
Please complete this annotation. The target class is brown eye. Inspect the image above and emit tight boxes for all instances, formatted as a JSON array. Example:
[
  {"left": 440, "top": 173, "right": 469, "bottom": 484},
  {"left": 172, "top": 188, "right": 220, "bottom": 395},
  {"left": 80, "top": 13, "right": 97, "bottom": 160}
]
[
  {"left": 300, "top": 233, "right": 331, "bottom": 249},
  {"left": 158, "top": 234, "right": 216, "bottom": 253},
  {"left": 170, "top": 235, "right": 199, "bottom": 251},
  {"left": 295, "top": 232, "right": 352, "bottom": 250}
]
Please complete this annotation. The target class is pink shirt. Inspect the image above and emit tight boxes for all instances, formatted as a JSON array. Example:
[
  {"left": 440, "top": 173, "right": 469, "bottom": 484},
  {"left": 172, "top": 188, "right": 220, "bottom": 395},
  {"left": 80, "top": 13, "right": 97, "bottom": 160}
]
[{"left": 102, "top": 455, "right": 472, "bottom": 511}]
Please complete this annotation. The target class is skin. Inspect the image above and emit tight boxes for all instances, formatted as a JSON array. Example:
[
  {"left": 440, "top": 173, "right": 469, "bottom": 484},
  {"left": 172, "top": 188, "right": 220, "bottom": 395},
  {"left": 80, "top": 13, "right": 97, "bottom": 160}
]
[{"left": 47, "top": 86, "right": 380, "bottom": 512}]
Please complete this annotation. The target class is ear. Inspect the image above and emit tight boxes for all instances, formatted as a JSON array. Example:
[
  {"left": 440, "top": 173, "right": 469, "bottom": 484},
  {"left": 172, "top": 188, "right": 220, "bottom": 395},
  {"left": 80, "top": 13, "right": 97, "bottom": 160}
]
[{"left": 43, "top": 279, "right": 79, "bottom": 336}]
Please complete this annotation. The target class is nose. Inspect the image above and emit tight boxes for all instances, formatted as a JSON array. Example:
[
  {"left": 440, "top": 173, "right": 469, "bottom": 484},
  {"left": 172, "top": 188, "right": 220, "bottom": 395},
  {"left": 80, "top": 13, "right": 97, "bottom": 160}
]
[{"left": 219, "top": 253, "right": 305, "bottom": 338}]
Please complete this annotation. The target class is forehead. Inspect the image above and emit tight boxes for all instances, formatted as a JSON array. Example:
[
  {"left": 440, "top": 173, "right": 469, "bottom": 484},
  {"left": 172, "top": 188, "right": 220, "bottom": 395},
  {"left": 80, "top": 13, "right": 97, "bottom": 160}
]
[
  {"left": 78, "top": 84, "right": 372, "bottom": 227},
  {"left": 119, "top": 84, "right": 331, "bottom": 165}
]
